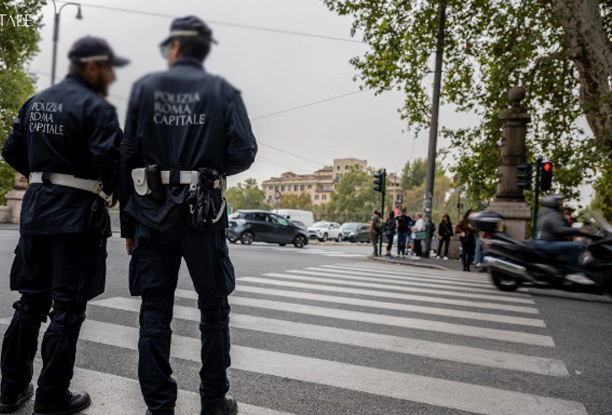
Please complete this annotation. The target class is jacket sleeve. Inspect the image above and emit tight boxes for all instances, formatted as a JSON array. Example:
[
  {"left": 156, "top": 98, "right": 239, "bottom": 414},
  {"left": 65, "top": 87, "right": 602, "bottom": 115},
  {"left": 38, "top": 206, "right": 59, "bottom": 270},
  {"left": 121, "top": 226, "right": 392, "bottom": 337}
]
[
  {"left": 118, "top": 83, "right": 143, "bottom": 239},
  {"left": 222, "top": 85, "right": 258, "bottom": 176},
  {"left": 1, "top": 99, "right": 33, "bottom": 177},
  {"left": 548, "top": 211, "right": 584, "bottom": 238},
  {"left": 88, "top": 103, "right": 122, "bottom": 196}
]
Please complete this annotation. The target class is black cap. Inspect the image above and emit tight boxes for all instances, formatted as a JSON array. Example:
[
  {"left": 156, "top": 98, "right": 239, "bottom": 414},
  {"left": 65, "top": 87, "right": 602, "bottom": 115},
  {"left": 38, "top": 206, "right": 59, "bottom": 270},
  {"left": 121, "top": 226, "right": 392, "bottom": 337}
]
[
  {"left": 68, "top": 36, "right": 130, "bottom": 67},
  {"left": 159, "top": 15, "right": 217, "bottom": 46}
]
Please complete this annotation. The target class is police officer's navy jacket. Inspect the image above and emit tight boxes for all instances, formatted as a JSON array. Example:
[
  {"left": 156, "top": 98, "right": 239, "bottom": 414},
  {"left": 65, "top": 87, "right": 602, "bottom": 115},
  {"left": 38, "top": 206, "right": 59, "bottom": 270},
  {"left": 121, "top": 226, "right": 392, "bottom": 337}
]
[
  {"left": 119, "top": 57, "right": 258, "bottom": 238},
  {"left": 2, "top": 73, "right": 121, "bottom": 235}
]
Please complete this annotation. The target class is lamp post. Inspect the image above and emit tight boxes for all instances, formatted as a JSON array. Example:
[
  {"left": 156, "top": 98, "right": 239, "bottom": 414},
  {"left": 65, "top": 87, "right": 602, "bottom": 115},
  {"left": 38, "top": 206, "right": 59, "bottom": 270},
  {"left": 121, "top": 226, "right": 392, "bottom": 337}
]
[{"left": 41, "top": 0, "right": 83, "bottom": 85}]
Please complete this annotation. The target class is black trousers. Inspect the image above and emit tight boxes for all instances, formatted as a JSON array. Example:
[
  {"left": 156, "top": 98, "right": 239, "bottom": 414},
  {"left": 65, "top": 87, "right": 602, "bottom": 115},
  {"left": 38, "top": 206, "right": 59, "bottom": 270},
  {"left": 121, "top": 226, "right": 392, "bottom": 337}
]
[
  {"left": 385, "top": 232, "right": 394, "bottom": 252},
  {"left": 414, "top": 238, "right": 423, "bottom": 257},
  {"left": 461, "top": 238, "right": 475, "bottom": 269},
  {"left": 1, "top": 231, "right": 106, "bottom": 404},
  {"left": 437, "top": 237, "right": 450, "bottom": 257},
  {"left": 130, "top": 223, "right": 235, "bottom": 415}
]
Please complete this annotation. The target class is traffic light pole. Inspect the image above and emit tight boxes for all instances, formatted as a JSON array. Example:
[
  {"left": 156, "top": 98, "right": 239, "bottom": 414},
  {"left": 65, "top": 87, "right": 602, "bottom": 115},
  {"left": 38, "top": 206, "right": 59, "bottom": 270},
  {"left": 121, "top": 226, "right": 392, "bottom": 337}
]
[
  {"left": 531, "top": 158, "right": 542, "bottom": 239},
  {"left": 380, "top": 176, "right": 386, "bottom": 255}
]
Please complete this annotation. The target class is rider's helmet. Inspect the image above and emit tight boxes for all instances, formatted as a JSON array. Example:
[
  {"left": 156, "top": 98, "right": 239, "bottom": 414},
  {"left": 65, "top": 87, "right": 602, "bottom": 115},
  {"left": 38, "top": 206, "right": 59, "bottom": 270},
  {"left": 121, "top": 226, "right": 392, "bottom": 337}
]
[{"left": 541, "top": 194, "right": 565, "bottom": 211}]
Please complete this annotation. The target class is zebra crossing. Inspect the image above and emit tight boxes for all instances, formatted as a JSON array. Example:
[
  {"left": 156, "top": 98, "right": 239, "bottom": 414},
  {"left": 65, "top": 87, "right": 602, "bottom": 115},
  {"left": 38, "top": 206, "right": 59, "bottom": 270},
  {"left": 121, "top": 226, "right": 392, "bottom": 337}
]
[{"left": 1, "top": 262, "right": 588, "bottom": 415}]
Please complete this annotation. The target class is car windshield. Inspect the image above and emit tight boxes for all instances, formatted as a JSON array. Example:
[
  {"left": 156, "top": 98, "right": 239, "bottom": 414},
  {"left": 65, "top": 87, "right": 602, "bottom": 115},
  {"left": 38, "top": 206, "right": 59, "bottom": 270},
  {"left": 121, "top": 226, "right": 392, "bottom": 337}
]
[
  {"left": 342, "top": 223, "right": 359, "bottom": 230},
  {"left": 311, "top": 222, "right": 329, "bottom": 228}
]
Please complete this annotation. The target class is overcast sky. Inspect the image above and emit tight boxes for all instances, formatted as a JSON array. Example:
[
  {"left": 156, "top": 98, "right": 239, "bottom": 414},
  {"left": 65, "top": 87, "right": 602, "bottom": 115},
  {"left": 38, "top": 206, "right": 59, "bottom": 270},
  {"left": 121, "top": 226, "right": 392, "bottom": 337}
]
[{"left": 28, "top": 0, "right": 485, "bottom": 187}]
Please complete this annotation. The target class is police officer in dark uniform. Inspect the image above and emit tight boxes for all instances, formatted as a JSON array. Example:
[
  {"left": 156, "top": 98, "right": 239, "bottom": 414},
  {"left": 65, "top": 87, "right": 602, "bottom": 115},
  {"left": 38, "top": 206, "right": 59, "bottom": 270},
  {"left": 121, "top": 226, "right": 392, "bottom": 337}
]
[
  {"left": 119, "top": 16, "right": 257, "bottom": 415},
  {"left": 0, "top": 37, "right": 128, "bottom": 414}
]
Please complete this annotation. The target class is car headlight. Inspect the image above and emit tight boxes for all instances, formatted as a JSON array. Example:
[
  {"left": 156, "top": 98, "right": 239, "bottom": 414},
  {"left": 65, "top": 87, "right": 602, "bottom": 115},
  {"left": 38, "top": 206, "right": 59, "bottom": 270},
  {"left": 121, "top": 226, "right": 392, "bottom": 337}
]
[
  {"left": 235, "top": 219, "right": 246, "bottom": 225},
  {"left": 349, "top": 232, "right": 355, "bottom": 237}
]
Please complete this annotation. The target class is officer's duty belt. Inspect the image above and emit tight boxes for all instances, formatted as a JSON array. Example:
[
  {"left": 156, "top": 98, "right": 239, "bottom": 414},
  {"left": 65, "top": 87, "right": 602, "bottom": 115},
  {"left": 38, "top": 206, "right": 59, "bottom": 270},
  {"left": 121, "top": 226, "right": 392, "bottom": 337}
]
[
  {"left": 132, "top": 169, "right": 222, "bottom": 188},
  {"left": 29, "top": 172, "right": 112, "bottom": 202}
]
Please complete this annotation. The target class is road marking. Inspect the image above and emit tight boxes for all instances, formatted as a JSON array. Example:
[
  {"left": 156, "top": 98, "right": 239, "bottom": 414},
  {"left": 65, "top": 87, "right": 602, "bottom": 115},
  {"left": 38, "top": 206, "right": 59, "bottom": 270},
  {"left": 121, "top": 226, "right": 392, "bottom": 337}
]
[
  {"left": 292, "top": 268, "right": 521, "bottom": 296},
  {"left": 317, "top": 265, "right": 498, "bottom": 287},
  {"left": 229, "top": 285, "right": 545, "bottom": 327},
  {"left": 29, "top": 318, "right": 582, "bottom": 415},
  {"left": 238, "top": 277, "right": 540, "bottom": 314},
  {"left": 262, "top": 273, "right": 535, "bottom": 304},
  {"left": 0, "top": 336, "right": 295, "bottom": 415},
  {"left": 324, "top": 264, "right": 492, "bottom": 283},
  {"left": 89, "top": 297, "right": 566, "bottom": 376},
  {"left": 145, "top": 287, "right": 550, "bottom": 347}
]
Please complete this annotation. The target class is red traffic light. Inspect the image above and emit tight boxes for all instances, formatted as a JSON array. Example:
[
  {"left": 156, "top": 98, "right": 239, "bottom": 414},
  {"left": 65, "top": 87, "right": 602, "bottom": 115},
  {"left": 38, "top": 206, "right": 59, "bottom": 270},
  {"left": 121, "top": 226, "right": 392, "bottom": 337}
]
[{"left": 543, "top": 162, "right": 552, "bottom": 172}]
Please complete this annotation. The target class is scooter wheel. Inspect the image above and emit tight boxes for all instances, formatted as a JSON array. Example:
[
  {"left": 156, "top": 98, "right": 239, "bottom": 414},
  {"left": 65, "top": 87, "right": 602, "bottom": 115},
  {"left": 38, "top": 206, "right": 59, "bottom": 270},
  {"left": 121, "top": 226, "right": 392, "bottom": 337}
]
[{"left": 491, "top": 271, "right": 521, "bottom": 292}]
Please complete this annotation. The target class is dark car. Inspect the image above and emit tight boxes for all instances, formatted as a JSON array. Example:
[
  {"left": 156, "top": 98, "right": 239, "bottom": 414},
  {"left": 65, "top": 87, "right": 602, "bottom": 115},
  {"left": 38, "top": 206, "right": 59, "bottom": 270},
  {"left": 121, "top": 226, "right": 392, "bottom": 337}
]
[
  {"left": 341, "top": 222, "right": 371, "bottom": 243},
  {"left": 227, "top": 210, "right": 309, "bottom": 248}
]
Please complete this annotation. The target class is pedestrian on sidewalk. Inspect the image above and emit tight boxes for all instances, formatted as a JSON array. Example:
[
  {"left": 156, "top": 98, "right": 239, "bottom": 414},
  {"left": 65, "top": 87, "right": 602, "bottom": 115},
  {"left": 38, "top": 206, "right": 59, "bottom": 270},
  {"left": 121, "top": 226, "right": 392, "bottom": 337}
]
[
  {"left": 0, "top": 37, "right": 128, "bottom": 414},
  {"left": 437, "top": 214, "right": 453, "bottom": 259},
  {"left": 384, "top": 211, "right": 396, "bottom": 258},
  {"left": 411, "top": 212, "right": 425, "bottom": 259},
  {"left": 369, "top": 210, "right": 383, "bottom": 256},
  {"left": 119, "top": 16, "right": 256, "bottom": 415},
  {"left": 395, "top": 208, "right": 413, "bottom": 258},
  {"left": 456, "top": 209, "right": 476, "bottom": 272}
]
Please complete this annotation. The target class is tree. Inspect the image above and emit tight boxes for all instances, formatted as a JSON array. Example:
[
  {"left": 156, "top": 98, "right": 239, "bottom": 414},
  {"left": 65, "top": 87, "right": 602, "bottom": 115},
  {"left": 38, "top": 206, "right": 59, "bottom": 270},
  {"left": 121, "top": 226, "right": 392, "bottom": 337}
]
[
  {"left": 0, "top": 0, "right": 42, "bottom": 205},
  {"left": 326, "top": 167, "right": 381, "bottom": 223},
  {"left": 401, "top": 175, "right": 456, "bottom": 225},
  {"left": 225, "top": 178, "right": 270, "bottom": 212},
  {"left": 277, "top": 193, "right": 313, "bottom": 211},
  {"left": 323, "top": 0, "right": 612, "bottom": 219},
  {"left": 401, "top": 158, "right": 445, "bottom": 191}
]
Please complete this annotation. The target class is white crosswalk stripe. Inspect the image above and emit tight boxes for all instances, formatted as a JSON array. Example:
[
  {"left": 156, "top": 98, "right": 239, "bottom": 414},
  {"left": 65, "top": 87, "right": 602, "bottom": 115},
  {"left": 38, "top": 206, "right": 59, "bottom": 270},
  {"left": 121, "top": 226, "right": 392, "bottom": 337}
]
[{"left": 1, "top": 262, "right": 587, "bottom": 415}]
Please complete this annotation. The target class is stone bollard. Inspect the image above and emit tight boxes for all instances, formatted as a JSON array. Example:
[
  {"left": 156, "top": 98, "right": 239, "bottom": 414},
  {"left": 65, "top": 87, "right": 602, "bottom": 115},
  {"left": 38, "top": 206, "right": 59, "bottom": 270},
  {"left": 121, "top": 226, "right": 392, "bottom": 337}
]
[
  {"left": 4, "top": 172, "right": 28, "bottom": 224},
  {"left": 487, "top": 87, "right": 532, "bottom": 240}
]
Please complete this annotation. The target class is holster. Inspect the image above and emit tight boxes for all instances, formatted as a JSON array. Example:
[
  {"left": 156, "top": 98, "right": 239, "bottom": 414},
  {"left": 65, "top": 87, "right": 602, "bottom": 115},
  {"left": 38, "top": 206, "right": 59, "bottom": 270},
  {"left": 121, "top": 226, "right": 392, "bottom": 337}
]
[
  {"left": 146, "top": 164, "right": 165, "bottom": 201},
  {"left": 87, "top": 197, "right": 112, "bottom": 237},
  {"left": 186, "top": 168, "right": 226, "bottom": 230}
]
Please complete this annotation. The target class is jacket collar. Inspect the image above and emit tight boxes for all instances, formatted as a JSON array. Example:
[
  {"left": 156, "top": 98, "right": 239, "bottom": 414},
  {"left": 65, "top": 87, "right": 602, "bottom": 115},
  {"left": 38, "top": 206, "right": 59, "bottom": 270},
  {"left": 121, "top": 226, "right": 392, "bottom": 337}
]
[
  {"left": 64, "top": 72, "right": 99, "bottom": 93},
  {"left": 171, "top": 57, "right": 204, "bottom": 70}
]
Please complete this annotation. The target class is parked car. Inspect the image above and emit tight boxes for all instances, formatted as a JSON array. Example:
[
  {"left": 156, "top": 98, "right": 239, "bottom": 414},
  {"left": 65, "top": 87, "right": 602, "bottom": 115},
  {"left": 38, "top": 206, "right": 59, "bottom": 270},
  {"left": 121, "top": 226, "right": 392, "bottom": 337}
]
[
  {"left": 341, "top": 223, "right": 371, "bottom": 243},
  {"left": 227, "top": 210, "right": 309, "bottom": 248},
  {"left": 273, "top": 209, "right": 315, "bottom": 227},
  {"left": 308, "top": 221, "right": 343, "bottom": 242}
]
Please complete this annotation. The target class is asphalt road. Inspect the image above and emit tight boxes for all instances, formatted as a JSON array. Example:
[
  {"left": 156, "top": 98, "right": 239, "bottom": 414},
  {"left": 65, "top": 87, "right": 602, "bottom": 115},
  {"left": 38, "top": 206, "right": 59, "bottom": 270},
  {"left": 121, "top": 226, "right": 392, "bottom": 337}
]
[{"left": 0, "top": 229, "right": 611, "bottom": 415}]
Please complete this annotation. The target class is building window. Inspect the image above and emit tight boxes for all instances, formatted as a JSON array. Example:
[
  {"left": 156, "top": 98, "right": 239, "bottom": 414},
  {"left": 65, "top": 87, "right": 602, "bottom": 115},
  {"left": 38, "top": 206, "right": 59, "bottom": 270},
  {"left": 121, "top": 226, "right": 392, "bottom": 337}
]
[
  {"left": 345, "top": 165, "right": 349, "bottom": 170},
  {"left": 322, "top": 195, "right": 327, "bottom": 201},
  {"left": 315, "top": 195, "right": 320, "bottom": 201},
  {"left": 325, "top": 185, "right": 331, "bottom": 191},
  {"left": 335, "top": 173, "right": 340, "bottom": 181},
  {"left": 268, "top": 195, "right": 272, "bottom": 202},
  {"left": 281, "top": 186, "right": 285, "bottom": 191},
  {"left": 334, "top": 185, "right": 338, "bottom": 189},
  {"left": 300, "top": 185, "right": 304, "bottom": 191},
  {"left": 269, "top": 186, "right": 273, "bottom": 190},
  {"left": 337, "top": 166, "right": 340, "bottom": 170},
  {"left": 275, "top": 186, "right": 279, "bottom": 191},
  {"left": 308, "top": 185, "right": 312, "bottom": 189},
  {"left": 294, "top": 185, "right": 298, "bottom": 191}
]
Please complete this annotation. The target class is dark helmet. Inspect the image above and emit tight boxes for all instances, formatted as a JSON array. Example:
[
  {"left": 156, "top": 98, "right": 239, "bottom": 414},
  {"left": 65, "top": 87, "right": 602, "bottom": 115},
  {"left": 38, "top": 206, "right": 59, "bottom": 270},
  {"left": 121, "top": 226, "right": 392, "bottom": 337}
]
[{"left": 541, "top": 194, "right": 565, "bottom": 209}]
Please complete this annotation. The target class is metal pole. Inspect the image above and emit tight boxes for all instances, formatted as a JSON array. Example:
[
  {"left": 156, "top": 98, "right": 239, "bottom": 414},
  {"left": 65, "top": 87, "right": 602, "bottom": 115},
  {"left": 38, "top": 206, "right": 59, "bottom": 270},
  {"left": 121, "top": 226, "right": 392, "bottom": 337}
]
[
  {"left": 531, "top": 158, "right": 542, "bottom": 239},
  {"left": 422, "top": 0, "right": 447, "bottom": 258},
  {"left": 379, "top": 169, "right": 386, "bottom": 255},
  {"left": 51, "top": 6, "right": 59, "bottom": 85},
  {"left": 456, "top": 187, "right": 461, "bottom": 223}
]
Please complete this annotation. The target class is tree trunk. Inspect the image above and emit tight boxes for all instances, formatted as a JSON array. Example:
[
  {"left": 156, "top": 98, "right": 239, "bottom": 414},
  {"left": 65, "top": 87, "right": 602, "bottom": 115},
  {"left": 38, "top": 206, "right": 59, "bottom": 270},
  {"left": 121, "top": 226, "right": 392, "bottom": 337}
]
[{"left": 551, "top": 0, "right": 612, "bottom": 146}]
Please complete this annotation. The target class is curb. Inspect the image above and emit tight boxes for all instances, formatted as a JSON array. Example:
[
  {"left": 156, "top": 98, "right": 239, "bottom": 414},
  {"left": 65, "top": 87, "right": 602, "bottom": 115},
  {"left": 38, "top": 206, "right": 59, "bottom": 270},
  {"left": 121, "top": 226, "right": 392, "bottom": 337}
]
[{"left": 366, "top": 256, "right": 452, "bottom": 271}]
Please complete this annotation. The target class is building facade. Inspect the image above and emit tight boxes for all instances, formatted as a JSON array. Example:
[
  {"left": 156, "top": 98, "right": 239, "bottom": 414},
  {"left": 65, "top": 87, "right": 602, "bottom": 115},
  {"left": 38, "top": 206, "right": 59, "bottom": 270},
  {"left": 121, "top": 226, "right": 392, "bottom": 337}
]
[{"left": 262, "top": 158, "right": 368, "bottom": 206}]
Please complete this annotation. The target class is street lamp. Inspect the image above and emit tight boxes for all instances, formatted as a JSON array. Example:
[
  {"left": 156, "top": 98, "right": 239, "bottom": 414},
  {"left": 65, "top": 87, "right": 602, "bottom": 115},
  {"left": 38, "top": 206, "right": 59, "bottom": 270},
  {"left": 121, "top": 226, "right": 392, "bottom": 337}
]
[{"left": 44, "top": 0, "right": 83, "bottom": 85}]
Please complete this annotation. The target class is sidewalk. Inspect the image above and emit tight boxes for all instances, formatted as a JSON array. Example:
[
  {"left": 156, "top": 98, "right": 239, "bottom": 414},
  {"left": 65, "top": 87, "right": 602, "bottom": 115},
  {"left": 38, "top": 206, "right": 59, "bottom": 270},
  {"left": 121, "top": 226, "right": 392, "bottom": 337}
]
[{"left": 368, "top": 252, "right": 486, "bottom": 274}]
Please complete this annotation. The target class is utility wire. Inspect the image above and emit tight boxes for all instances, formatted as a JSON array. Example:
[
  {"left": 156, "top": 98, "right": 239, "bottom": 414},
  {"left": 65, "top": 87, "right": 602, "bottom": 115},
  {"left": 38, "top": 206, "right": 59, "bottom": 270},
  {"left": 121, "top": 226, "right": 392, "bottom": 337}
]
[
  {"left": 257, "top": 157, "right": 312, "bottom": 174},
  {"left": 54, "top": 1, "right": 364, "bottom": 44}
]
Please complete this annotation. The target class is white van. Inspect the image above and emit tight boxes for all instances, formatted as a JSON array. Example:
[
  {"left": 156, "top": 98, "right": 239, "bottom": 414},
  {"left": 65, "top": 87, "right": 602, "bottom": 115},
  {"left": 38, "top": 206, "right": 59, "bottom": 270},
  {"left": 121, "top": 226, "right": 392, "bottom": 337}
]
[{"left": 273, "top": 209, "right": 315, "bottom": 227}]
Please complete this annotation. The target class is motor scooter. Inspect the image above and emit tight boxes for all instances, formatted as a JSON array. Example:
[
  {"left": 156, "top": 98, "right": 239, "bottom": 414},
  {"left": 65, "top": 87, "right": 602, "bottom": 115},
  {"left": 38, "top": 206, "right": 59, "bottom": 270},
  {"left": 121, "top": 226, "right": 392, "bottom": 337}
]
[{"left": 470, "top": 211, "right": 612, "bottom": 296}]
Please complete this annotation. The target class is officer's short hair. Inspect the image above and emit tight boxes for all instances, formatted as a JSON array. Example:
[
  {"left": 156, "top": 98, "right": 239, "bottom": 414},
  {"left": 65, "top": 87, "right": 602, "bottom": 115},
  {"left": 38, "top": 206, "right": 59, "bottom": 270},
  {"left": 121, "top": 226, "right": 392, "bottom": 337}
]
[{"left": 174, "top": 36, "right": 211, "bottom": 61}]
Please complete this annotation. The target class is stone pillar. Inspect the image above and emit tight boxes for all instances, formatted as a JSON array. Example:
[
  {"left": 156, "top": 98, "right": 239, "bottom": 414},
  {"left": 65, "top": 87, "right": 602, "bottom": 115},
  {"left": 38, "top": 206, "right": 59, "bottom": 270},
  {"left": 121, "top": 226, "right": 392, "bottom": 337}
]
[
  {"left": 5, "top": 172, "right": 28, "bottom": 224},
  {"left": 488, "top": 87, "right": 532, "bottom": 240}
]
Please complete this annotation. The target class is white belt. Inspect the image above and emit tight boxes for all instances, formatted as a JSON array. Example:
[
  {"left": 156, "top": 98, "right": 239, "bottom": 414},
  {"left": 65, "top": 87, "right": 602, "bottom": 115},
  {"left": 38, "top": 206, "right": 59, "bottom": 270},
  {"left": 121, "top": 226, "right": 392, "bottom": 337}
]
[
  {"left": 160, "top": 171, "right": 199, "bottom": 186},
  {"left": 29, "top": 172, "right": 112, "bottom": 202}
]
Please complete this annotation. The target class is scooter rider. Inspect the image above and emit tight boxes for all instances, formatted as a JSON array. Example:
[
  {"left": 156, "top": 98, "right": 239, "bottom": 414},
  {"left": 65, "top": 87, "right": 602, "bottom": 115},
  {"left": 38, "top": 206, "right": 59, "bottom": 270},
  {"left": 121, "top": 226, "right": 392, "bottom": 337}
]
[
  {"left": 119, "top": 16, "right": 257, "bottom": 415},
  {"left": 536, "top": 194, "right": 593, "bottom": 284},
  {"left": 0, "top": 36, "right": 128, "bottom": 414}
]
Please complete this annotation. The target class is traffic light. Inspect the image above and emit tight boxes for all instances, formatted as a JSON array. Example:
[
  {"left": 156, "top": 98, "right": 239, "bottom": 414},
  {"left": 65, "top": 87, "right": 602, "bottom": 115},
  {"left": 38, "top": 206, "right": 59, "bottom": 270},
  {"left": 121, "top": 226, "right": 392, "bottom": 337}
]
[
  {"left": 397, "top": 194, "right": 404, "bottom": 204},
  {"left": 373, "top": 169, "right": 386, "bottom": 192},
  {"left": 541, "top": 162, "right": 553, "bottom": 191},
  {"left": 516, "top": 164, "right": 533, "bottom": 190}
]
